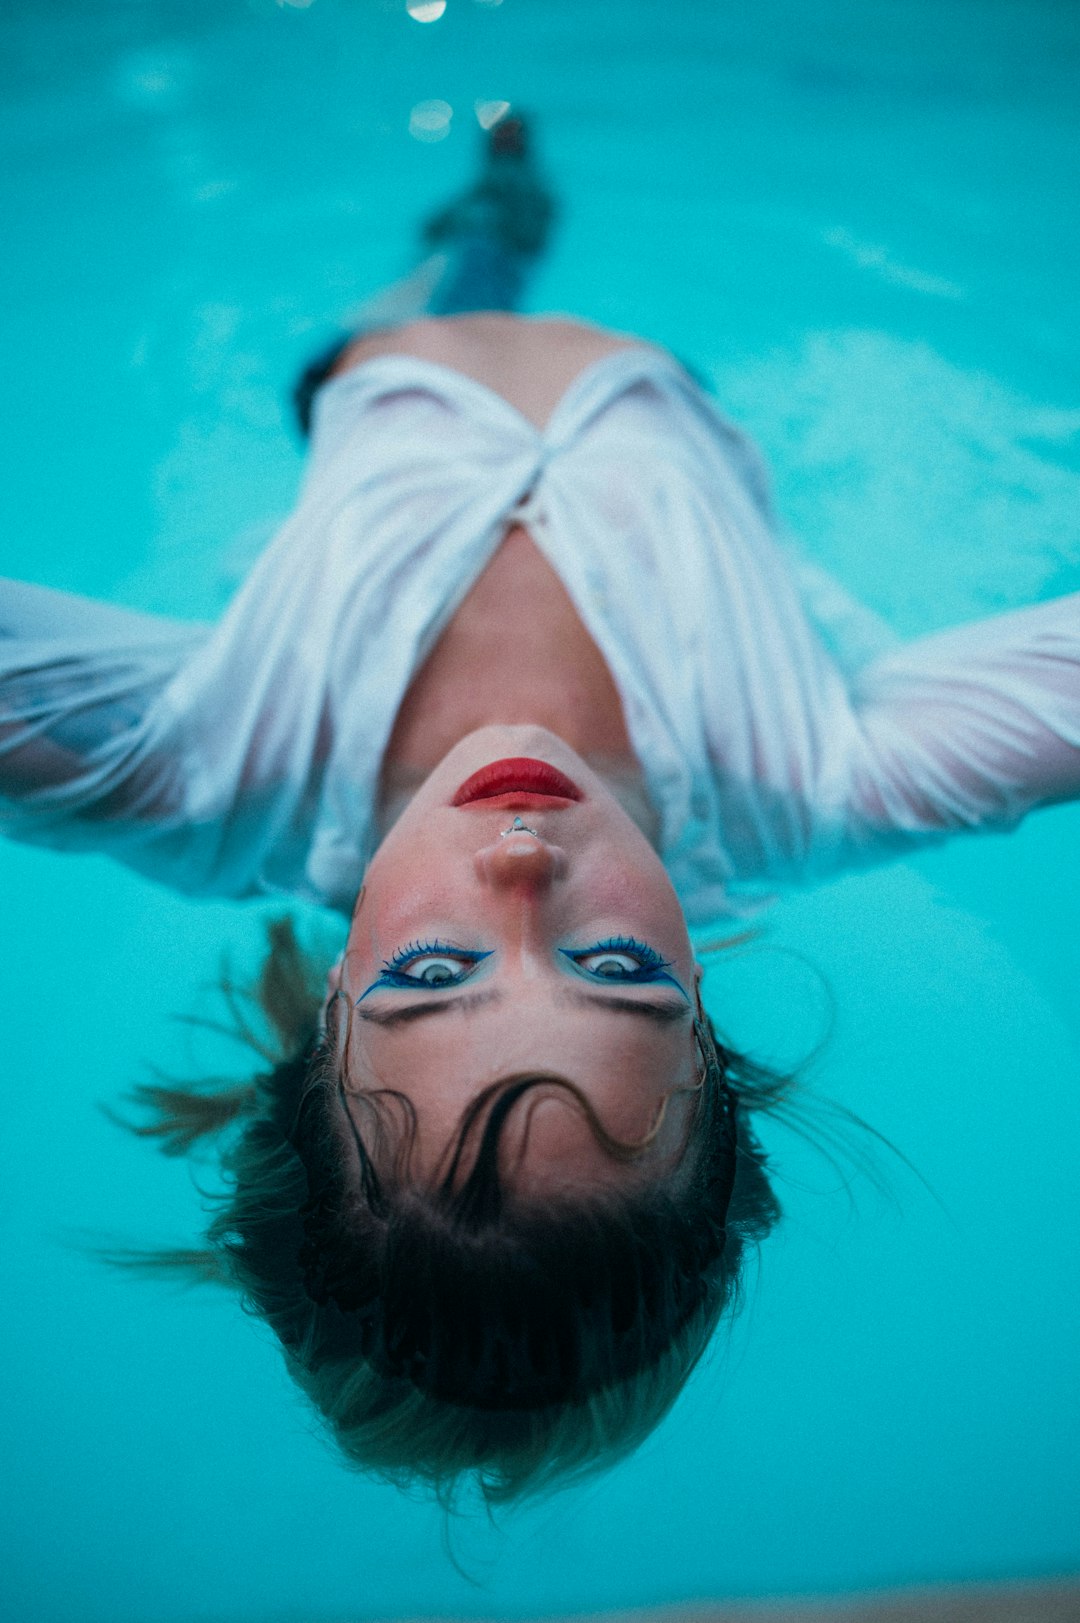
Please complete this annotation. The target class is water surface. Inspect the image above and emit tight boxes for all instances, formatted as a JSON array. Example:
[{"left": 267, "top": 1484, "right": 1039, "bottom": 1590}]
[{"left": 1, "top": 2, "right": 1078, "bottom": 1619}]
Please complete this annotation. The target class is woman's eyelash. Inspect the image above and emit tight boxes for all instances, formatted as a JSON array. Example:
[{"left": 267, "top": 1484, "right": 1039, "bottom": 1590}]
[
  {"left": 381, "top": 938, "right": 460, "bottom": 973},
  {"left": 585, "top": 935, "right": 668, "bottom": 966},
  {"left": 370, "top": 937, "right": 671, "bottom": 992}
]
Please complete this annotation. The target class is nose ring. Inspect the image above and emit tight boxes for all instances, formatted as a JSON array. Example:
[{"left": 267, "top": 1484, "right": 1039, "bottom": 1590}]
[{"left": 499, "top": 816, "right": 539, "bottom": 838}]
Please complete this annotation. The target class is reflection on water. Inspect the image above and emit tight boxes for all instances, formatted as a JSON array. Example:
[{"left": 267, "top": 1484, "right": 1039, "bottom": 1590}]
[
  {"left": 407, "top": 0, "right": 448, "bottom": 23},
  {"left": 409, "top": 96, "right": 455, "bottom": 141}
]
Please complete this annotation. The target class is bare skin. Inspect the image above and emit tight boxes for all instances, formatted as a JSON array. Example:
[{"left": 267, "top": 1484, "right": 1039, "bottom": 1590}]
[
  {"left": 327, "top": 724, "right": 704, "bottom": 1197},
  {"left": 324, "top": 315, "right": 702, "bottom": 1193},
  {"left": 331, "top": 312, "right": 635, "bottom": 437},
  {"left": 332, "top": 315, "right": 648, "bottom": 804}
]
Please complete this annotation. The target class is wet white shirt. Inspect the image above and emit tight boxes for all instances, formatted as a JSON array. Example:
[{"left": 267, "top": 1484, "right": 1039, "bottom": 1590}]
[{"left": 2, "top": 346, "right": 1078, "bottom": 924}]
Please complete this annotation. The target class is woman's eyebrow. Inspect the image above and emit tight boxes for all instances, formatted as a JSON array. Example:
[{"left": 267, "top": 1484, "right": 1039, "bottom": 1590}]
[
  {"left": 568, "top": 990, "right": 691, "bottom": 1024},
  {"left": 353, "top": 989, "right": 689, "bottom": 1031},
  {"left": 354, "top": 989, "right": 504, "bottom": 1027}
]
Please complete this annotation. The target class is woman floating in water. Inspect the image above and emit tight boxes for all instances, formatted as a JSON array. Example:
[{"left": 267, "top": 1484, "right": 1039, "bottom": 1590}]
[{"left": 2, "top": 117, "right": 1078, "bottom": 1505}]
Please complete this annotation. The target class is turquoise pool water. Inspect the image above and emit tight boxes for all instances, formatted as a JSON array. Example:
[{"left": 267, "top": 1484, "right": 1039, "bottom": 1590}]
[{"left": 2, "top": 1, "right": 1079, "bottom": 1618}]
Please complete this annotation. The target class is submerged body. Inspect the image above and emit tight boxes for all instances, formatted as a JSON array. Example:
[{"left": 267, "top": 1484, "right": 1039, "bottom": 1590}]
[
  {"left": 3, "top": 119, "right": 1080, "bottom": 1502},
  {"left": 2, "top": 309, "right": 1078, "bottom": 924}
]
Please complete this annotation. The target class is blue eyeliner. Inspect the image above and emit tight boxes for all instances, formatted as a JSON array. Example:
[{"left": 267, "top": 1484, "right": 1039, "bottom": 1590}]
[
  {"left": 356, "top": 935, "right": 687, "bottom": 1002},
  {"left": 559, "top": 935, "right": 687, "bottom": 995},
  {"left": 356, "top": 941, "right": 493, "bottom": 1001}
]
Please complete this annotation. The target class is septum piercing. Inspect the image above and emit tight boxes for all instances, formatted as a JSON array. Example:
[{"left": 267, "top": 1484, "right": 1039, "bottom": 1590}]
[{"left": 499, "top": 815, "right": 539, "bottom": 838}]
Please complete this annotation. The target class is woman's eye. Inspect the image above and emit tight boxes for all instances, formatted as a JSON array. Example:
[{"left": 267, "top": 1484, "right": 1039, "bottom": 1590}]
[
  {"left": 380, "top": 944, "right": 489, "bottom": 988},
  {"left": 398, "top": 954, "right": 470, "bottom": 986},
  {"left": 576, "top": 949, "right": 647, "bottom": 978},
  {"left": 564, "top": 938, "right": 670, "bottom": 981}
]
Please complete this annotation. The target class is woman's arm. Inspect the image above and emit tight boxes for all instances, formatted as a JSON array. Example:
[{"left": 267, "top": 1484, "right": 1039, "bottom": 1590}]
[
  {"left": 1, "top": 562, "right": 345, "bottom": 908},
  {"left": 839, "top": 592, "right": 1080, "bottom": 852},
  {"left": 0, "top": 577, "right": 209, "bottom": 862}
]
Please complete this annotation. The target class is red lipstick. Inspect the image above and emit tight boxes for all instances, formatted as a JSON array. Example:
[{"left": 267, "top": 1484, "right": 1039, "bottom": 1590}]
[{"left": 451, "top": 757, "right": 583, "bottom": 807}]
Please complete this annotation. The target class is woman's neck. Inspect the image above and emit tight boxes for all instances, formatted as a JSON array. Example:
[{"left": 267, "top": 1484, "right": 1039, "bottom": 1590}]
[{"left": 378, "top": 524, "right": 653, "bottom": 837}]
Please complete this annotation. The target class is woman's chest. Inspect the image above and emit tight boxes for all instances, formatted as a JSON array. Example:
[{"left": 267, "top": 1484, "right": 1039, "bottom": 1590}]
[{"left": 379, "top": 524, "right": 635, "bottom": 779}]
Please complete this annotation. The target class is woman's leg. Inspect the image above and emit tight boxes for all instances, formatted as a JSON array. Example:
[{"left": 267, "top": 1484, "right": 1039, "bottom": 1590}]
[{"left": 292, "top": 115, "right": 556, "bottom": 436}]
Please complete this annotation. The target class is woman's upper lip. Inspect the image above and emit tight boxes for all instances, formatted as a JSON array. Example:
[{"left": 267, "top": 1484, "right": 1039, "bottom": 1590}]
[{"left": 451, "top": 757, "right": 584, "bottom": 806}]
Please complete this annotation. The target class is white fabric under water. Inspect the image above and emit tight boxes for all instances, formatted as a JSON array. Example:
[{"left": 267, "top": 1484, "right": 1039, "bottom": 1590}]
[{"left": 2, "top": 344, "right": 1077, "bottom": 924}]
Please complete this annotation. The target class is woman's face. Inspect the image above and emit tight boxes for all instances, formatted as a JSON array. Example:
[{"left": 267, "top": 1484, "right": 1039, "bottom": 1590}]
[{"left": 330, "top": 727, "right": 702, "bottom": 1197}]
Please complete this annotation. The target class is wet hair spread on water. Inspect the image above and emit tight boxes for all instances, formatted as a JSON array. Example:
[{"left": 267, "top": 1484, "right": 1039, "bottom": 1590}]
[{"left": 107, "top": 918, "right": 785, "bottom": 1508}]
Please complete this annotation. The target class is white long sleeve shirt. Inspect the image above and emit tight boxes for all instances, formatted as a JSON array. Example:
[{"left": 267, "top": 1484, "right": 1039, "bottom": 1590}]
[{"left": 2, "top": 346, "right": 1077, "bottom": 924}]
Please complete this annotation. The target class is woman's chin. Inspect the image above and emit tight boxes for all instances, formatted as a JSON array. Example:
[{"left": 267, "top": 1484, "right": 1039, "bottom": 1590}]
[{"left": 437, "top": 724, "right": 581, "bottom": 773}]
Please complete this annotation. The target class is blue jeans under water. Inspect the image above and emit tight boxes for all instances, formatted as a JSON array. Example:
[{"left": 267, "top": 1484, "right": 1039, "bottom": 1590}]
[{"left": 292, "top": 230, "right": 535, "bottom": 437}]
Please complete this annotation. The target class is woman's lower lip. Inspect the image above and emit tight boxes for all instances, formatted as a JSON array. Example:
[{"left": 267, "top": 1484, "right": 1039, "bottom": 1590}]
[
  {"left": 451, "top": 757, "right": 584, "bottom": 806},
  {"left": 461, "top": 791, "right": 576, "bottom": 812}
]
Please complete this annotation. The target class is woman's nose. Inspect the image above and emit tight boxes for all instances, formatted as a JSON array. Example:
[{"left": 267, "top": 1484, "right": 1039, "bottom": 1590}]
[{"left": 474, "top": 832, "right": 566, "bottom": 890}]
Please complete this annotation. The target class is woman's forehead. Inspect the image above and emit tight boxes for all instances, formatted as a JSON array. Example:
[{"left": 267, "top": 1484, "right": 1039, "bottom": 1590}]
[
  {"left": 348, "top": 991, "right": 696, "bottom": 1129},
  {"left": 341, "top": 1057, "right": 701, "bottom": 1196}
]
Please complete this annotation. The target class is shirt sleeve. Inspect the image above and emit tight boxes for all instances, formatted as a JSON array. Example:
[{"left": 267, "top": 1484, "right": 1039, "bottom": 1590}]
[
  {"left": 0, "top": 576, "right": 218, "bottom": 884},
  {"left": 836, "top": 592, "right": 1080, "bottom": 858}
]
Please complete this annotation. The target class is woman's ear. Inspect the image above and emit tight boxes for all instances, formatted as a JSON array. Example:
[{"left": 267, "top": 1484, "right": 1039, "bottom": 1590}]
[
  {"left": 692, "top": 961, "right": 707, "bottom": 1024},
  {"left": 317, "top": 952, "right": 347, "bottom": 1039},
  {"left": 325, "top": 951, "right": 346, "bottom": 999},
  {"left": 322, "top": 879, "right": 363, "bottom": 1045}
]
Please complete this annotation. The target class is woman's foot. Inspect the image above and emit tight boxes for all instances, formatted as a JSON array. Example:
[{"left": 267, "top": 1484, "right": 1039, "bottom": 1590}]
[{"left": 421, "top": 113, "right": 556, "bottom": 258}]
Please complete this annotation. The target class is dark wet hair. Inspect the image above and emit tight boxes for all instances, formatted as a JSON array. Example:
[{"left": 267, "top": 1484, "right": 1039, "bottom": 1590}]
[{"left": 109, "top": 918, "right": 785, "bottom": 1506}]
